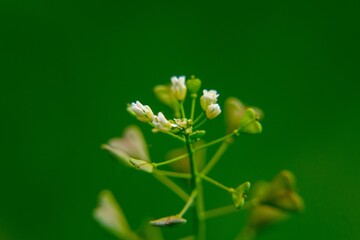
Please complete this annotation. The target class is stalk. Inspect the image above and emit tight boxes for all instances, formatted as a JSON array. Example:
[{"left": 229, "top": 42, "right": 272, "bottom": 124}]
[{"left": 185, "top": 135, "right": 205, "bottom": 240}]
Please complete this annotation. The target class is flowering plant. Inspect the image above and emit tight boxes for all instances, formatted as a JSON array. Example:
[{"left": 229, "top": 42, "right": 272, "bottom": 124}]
[{"left": 94, "top": 76, "right": 304, "bottom": 240}]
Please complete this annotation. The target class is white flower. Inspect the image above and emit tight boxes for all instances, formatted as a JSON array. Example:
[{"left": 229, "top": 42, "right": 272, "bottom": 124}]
[
  {"left": 152, "top": 112, "right": 174, "bottom": 132},
  {"left": 206, "top": 103, "right": 221, "bottom": 119},
  {"left": 171, "top": 76, "right": 187, "bottom": 101},
  {"left": 131, "top": 101, "right": 154, "bottom": 122},
  {"left": 200, "top": 90, "right": 219, "bottom": 111}
]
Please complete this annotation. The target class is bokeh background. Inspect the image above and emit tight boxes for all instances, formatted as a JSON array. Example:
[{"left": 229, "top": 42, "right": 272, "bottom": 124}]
[{"left": 1, "top": 0, "right": 359, "bottom": 239}]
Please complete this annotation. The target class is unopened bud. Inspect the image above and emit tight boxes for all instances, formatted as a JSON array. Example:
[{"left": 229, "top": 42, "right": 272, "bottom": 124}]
[{"left": 186, "top": 75, "right": 202, "bottom": 94}]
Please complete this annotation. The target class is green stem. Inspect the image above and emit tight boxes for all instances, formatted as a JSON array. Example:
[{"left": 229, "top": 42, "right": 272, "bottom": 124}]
[
  {"left": 185, "top": 135, "right": 205, "bottom": 240},
  {"left": 194, "top": 131, "right": 237, "bottom": 152},
  {"left": 148, "top": 122, "right": 185, "bottom": 142},
  {"left": 179, "top": 190, "right": 198, "bottom": 217},
  {"left": 194, "top": 118, "right": 207, "bottom": 129},
  {"left": 162, "top": 131, "right": 186, "bottom": 142},
  {"left": 204, "top": 205, "right": 237, "bottom": 219},
  {"left": 196, "top": 178, "right": 206, "bottom": 238},
  {"left": 193, "top": 112, "right": 204, "bottom": 125},
  {"left": 154, "top": 153, "right": 188, "bottom": 167},
  {"left": 190, "top": 94, "right": 197, "bottom": 120},
  {"left": 204, "top": 202, "right": 253, "bottom": 219},
  {"left": 153, "top": 174, "right": 189, "bottom": 202},
  {"left": 199, "top": 174, "right": 234, "bottom": 193},
  {"left": 180, "top": 101, "right": 186, "bottom": 118},
  {"left": 201, "top": 141, "right": 231, "bottom": 175},
  {"left": 154, "top": 169, "right": 191, "bottom": 179}
]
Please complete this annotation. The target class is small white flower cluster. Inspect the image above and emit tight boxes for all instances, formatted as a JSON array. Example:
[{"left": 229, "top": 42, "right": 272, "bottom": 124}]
[
  {"left": 200, "top": 90, "right": 221, "bottom": 119},
  {"left": 130, "top": 101, "right": 174, "bottom": 133},
  {"left": 130, "top": 76, "right": 221, "bottom": 133}
]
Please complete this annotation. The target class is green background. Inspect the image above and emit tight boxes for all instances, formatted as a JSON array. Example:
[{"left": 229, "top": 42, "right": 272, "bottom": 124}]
[{"left": 1, "top": 0, "right": 359, "bottom": 239}]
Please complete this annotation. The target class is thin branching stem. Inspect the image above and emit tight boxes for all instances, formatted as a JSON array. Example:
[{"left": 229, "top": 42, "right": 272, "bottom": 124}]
[
  {"left": 179, "top": 190, "right": 198, "bottom": 217},
  {"left": 153, "top": 174, "right": 189, "bottom": 202},
  {"left": 194, "top": 118, "right": 207, "bottom": 129},
  {"left": 204, "top": 205, "right": 238, "bottom": 219},
  {"left": 163, "top": 131, "right": 186, "bottom": 142},
  {"left": 194, "top": 131, "right": 237, "bottom": 152},
  {"left": 190, "top": 94, "right": 197, "bottom": 120},
  {"left": 196, "top": 177, "right": 206, "bottom": 237},
  {"left": 199, "top": 174, "right": 234, "bottom": 193},
  {"left": 154, "top": 170, "right": 191, "bottom": 179},
  {"left": 180, "top": 101, "right": 186, "bottom": 119},
  {"left": 193, "top": 112, "right": 204, "bottom": 125},
  {"left": 185, "top": 135, "right": 206, "bottom": 240},
  {"left": 204, "top": 201, "right": 253, "bottom": 219},
  {"left": 154, "top": 153, "right": 188, "bottom": 167},
  {"left": 201, "top": 140, "right": 231, "bottom": 175},
  {"left": 148, "top": 122, "right": 185, "bottom": 142}
]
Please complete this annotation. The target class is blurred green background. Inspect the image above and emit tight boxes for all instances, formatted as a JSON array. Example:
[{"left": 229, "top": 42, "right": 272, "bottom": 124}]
[{"left": 1, "top": 0, "right": 359, "bottom": 239}]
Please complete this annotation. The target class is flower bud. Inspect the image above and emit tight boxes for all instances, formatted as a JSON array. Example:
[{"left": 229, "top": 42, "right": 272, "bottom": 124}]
[
  {"left": 152, "top": 112, "right": 174, "bottom": 132},
  {"left": 131, "top": 101, "right": 154, "bottom": 122},
  {"left": 186, "top": 75, "right": 202, "bottom": 94},
  {"left": 200, "top": 90, "right": 219, "bottom": 111},
  {"left": 206, "top": 103, "right": 221, "bottom": 119},
  {"left": 171, "top": 76, "right": 187, "bottom": 101}
]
